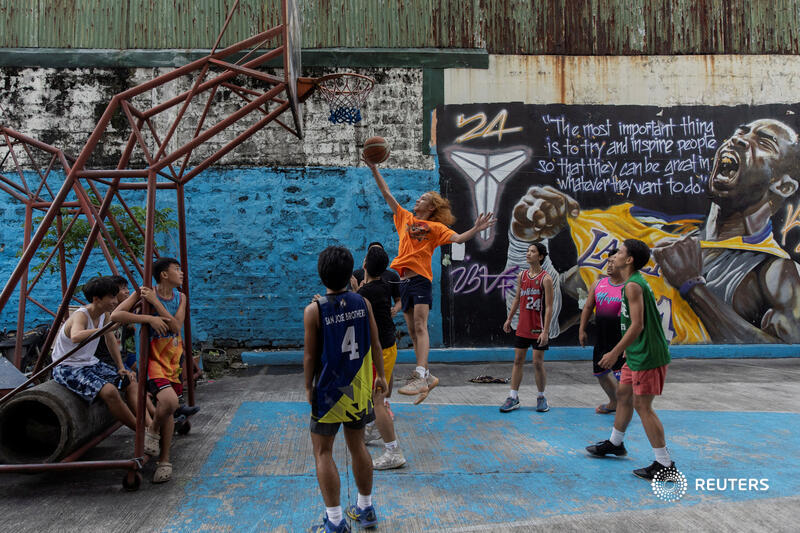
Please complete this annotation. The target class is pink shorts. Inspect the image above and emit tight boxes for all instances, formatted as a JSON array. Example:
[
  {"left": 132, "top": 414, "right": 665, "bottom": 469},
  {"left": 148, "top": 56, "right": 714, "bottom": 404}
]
[{"left": 620, "top": 363, "right": 667, "bottom": 396}]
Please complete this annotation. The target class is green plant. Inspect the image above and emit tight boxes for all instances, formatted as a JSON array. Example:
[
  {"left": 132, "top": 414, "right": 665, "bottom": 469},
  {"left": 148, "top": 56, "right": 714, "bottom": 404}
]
[{"left": 24, "top": 197, "right": 178, "bottom": 274}]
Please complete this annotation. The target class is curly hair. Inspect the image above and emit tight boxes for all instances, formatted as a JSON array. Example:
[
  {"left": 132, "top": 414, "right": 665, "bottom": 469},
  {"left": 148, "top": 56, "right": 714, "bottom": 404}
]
[{"left": 424, "top": 191, "right": 456, "bottom": 226}]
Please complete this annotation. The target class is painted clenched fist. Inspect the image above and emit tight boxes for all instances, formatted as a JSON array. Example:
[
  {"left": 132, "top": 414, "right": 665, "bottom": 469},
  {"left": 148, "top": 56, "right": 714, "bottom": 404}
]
[{"left": 511, "top": 185, "right": 580, "bottom": 241}]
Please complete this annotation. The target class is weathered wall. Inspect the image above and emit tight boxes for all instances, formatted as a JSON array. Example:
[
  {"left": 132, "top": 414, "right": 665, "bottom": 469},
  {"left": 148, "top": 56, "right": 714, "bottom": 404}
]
[{"left": 434, "top": 55, "right": 800, "bottom": 347}]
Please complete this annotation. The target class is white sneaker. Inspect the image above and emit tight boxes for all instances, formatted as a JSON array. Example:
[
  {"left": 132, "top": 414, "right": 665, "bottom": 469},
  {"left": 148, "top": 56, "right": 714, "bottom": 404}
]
[
  {"left": 364, "top": 423, "right": 382, "bottom": 444},
  {"left": 398, "top": 371, "right": 428, "bottom": 395},
  {"left": 373, "top": 447, "right": 406, "bottom": 470}
]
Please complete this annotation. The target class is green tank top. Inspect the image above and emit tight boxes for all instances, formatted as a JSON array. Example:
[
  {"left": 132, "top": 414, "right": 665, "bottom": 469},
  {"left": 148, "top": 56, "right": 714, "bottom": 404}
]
[{"left": 620, "top": 271, "right": 671, "bottom": 371}]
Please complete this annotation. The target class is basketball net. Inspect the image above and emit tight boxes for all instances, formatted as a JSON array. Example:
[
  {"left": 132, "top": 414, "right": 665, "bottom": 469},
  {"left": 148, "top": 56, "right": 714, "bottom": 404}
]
[{"left": 315, "top": 73, "right": 375, "bottom": 125}]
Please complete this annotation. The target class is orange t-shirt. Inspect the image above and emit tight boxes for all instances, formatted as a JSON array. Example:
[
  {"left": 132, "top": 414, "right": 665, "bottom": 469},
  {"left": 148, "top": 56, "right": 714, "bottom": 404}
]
[{"left": 390, "top": 206, "right": 456, "bottom": 281}]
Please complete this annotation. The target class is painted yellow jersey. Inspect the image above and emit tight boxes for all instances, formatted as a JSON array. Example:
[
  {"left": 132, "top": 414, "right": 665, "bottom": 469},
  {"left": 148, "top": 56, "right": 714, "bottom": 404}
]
[{"left": 567, "top": 203, "right": 789, "bottom": 344}]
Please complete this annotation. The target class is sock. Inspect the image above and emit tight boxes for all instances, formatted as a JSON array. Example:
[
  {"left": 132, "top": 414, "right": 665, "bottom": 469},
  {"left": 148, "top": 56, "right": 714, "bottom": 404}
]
[
  {"left": 326, "top": 506, "right": 343, "bottom": 525},
  {"left": 537, "top": 391, "right": 545, "bottom": 398},
  {"left": 509, "top": 389, "right": 519, "bottom": 400},
  {"left": 416, "top": 366, "right": 427, "bottom": 378},
  {"left": 385, "top": 440, "right": 398, "bottom": 450},
  {"left": 610, "top": 428, "right": 625, "bottom": 446},
  {"left": 654, "top": 446, "right": 672, "bottom": 466},
  {"left": 357, "top": 493, "right": 372, "bottom": 510}
]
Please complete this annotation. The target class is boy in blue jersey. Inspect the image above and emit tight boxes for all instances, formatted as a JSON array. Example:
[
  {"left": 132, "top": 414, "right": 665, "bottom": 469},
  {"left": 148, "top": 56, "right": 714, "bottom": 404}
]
[{"left": 304, "top": 246, "right": 387, "bottom": 533}]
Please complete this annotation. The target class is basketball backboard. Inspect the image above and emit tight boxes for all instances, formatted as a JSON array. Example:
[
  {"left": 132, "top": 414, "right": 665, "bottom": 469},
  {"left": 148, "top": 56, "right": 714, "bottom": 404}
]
[{"left": 283, "top": 0, "right": 302, "bottom": 137}]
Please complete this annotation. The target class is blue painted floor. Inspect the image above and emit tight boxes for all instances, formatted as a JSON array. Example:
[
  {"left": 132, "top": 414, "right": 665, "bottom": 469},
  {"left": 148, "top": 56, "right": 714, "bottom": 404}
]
[{"left": 166, "top": 402, "right": 800, "bottom": 532}]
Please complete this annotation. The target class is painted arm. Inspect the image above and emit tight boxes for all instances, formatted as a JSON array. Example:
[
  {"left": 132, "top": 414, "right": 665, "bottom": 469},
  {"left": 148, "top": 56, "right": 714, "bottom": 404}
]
[
  {"left": 598, "top": 283, "right": 643, "bottom": 368},
  {"left": 538, "top": 274, "right": 554, "bottom": 346},
  {"left": 450, "top": 213, "right": 497, "bottom": 244},
  {"left": 364, "top": 299, "right": 387, "bottom": 393},
  {"left": 367, "top": 163, "right": 400, "bottom": 215},
  {"left": 578, "top": 280, "right": 598, "bottom": 347},
  {"left": 757, "top": 258, "right": 800, "bottom": 343},
  {"left": 502, "top": 272, "right": 523, "bottom": 333},
  {"left": 302, "top": 302, "right": 320, "bottom": 405}
]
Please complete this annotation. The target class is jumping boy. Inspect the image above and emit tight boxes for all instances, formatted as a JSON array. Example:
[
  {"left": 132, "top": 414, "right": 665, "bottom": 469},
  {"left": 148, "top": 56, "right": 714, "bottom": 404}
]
[
  {"left": 500, "top": 242, "right": 554, "bottom": 413},
  {"left": 112, "top": 257, "right": 185, "bottom": 484},
  {"left": 304, "top": 246, "right": 387, "bottom": 532},
  {"left": 585, "top": 239, "right": 676, "bottom": 480},
  {"left": 51, "top": 277, "right": 147, "bottom": 431},
  {"left": 578, "top": 249, "right": 625, "bottom": 414},
  {"left": 357, "top": 245, "right": 406, "bottom": 470}
]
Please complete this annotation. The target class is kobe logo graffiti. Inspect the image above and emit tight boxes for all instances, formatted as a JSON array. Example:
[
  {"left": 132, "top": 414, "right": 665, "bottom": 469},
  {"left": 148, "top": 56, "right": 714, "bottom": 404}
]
[{"left": 444, "top": 147, "right": 531, "bottom": 246}]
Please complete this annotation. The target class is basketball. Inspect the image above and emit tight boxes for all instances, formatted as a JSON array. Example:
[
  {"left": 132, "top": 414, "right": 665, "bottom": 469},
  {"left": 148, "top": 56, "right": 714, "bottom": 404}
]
[{"left": 362, "top": 136, "right": 390, "bottom": 165}]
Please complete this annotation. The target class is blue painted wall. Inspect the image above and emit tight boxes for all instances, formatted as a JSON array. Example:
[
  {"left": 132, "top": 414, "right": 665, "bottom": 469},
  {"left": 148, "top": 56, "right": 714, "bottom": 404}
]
[{"left": 0, "top": 166, "right": 442, "bottom": 348}]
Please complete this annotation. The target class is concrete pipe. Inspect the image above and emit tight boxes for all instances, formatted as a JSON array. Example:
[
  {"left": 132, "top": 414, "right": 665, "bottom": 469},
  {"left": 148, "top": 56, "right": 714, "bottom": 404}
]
[{"left": 0, "top": 379, "right": 116, "bottom": 464}]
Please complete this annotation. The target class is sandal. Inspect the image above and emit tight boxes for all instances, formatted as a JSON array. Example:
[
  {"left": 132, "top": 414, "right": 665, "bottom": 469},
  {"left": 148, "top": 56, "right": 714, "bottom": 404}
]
[
  {"left": 144, "top": 430, "right": 160, "bottom": 456},
  {"left": 152, "top": 461, "right": 172, "bottom": 483},
  {"left": 595, "top": 404, "right": 616, "bottom": 414}
]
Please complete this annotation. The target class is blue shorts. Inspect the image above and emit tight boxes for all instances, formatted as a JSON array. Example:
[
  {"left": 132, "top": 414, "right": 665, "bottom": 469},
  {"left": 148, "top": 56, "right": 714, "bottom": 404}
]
[
  {"left": 53, "top": 361, "right": 127, "bottom": 403},
  {"left": 399, "top": 276, "right": 433, "bottom": 311}
]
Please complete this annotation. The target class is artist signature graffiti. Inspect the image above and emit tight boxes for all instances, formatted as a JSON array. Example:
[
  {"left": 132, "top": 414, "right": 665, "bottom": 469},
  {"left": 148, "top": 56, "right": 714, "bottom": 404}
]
[{"left": 451, "top": 263, "right": 520, "bottom": 298}]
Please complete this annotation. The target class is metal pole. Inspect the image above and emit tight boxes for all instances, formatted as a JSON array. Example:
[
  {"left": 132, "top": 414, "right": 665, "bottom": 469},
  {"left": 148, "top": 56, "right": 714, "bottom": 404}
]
[
  {"left": 13, "top": 202, "right": 33, "bottom": 369},
  {"left": 176, "top": 183, "right": 195, "bottom": 406}
]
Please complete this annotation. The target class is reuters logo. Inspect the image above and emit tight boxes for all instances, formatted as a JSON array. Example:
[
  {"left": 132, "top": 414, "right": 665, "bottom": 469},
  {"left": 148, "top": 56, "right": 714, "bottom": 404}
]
[{"left": 651, "top": 467, "right": 688, "bottom": 502}]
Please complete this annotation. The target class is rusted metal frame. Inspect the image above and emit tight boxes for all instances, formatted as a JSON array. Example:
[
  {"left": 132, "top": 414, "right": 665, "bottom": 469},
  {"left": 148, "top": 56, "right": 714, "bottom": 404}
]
[
  {"left": 25, "top": 209, "right": 82, "bottom": 297},
  {"left": 210, "top": 0, "right": 241, "bottom": 55},
  {"left": 70, "top": 181, "right": 120, "bottom": 277},
  {"left": 181, "top": 99, "right": 291, "bottom": 184},
  {"left": 233, "top": 35, "right": 273, "bottom": 67},
  {"left": 3, "top": 317, "right": 119, "bottom": 407},
  {"left": 142, "top": 118, "right": 181, "bottom": 182},
  {"left": 0, "top": 173, "right": 32, "bottom": 199},
  {"left": 85, "top": 179, "right": 144, "bottom": 278},
  {"left": 30, "top": 176, "right": 123, "bottom": 374},
  {"left": 112, "top": 182, "right": 175, "bottom": 190},
  {"left": 20, "top": 141, "right": 56, "bottom": 201},
  {"left": 154, "top": 85, "right": 285, "bottom": 182},
  {"left": 57, "top": 214, "right": 68, "bottom": 295},
  {"left": 175, "top": 83, "right": 221, "bottom": 180},
  {"left": 140, "top": 31, "right": 285, "bottom": 121},
  {"left": 60, "top": 422, "right": 123, "bottom": 463},
  {"left": 76, "top": 169, "right": 149, "bottom": 178},
  {"left": 223, "top": 84, "right": 297, "bottom": 137},
  {"left": 0, "top": 459, "right": 138, "bottom": 474},
  {"left": 134, "top": 170, "right": 157, "bottom": 464},
  {"left": 14, "top": 202, "right": 33, "bottom": 368},
  {"left": 31, "top": 152, "right": 58, "bottom": 201},
  {"left": 0, "top": 180, "right": 28, "bottom": 203},
  {"left": 0, "top": 126, "right": 66, "bottom": 158},
  {"left": 2, "top": 130, "right": 32, "bottom": 196},
  {"left": 119, "top": 102, "right": 174, "bottom": 186},
  {"left": 175, "top": 183, "right": 195, "bottom": 406},
  {"left": 207, "top": 59, "right": 284, "bottom": 85},
  {"left": 114, "top": 191, "right": 148, "bottom": 248},
  {"left": 223, "top": 83, "right": 272, "bottom": 117},
  {"left": 31, "top": 201, "right": 81, "bottom": 209},
  {"left": 26, "top": 296, "right": 57, "bottom": 318}
]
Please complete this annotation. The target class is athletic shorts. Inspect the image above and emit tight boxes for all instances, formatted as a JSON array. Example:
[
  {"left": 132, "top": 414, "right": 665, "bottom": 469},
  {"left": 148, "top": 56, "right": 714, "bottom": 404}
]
[
  {"left": 148, "top": 377, "right": 183, "bottom": 398},
  {"left": 53, "top": 361, "right": 129, "bottom": 403},
  {"left": 382, "top": 343, "right": 397, "bottom": 384},
  {"left": 593, "top": 346, "right": 625, "bottom": 376},
  {"left": 310, "top": 411, "right": 376, "bottom": 436},
  {"left": 399, "top": 275, "right": 432, "bottom": 311},
  {"left": 513, "top": 335, "right": 549, "bottom": 351},
  {"left": 620, "top": 363, "right": 667, "bottom": 396}
]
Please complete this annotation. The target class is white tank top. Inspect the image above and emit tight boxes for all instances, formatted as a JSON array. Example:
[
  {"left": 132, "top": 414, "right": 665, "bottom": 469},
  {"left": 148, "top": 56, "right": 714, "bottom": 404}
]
[{"left": 52, "top": 308, "right": 105, "bottom": 367}]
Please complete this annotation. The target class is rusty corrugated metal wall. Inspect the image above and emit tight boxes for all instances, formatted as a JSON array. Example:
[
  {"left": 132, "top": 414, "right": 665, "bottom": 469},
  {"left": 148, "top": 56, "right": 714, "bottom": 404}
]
[{"left": 1, "top": 0, "right": 799, "bottom": 54}]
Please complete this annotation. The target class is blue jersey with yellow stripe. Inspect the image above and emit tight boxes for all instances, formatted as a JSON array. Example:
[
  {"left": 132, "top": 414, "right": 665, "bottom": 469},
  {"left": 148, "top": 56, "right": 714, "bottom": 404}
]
[{"left": 312, "top": 291, "right": 374, "bottom": 424}]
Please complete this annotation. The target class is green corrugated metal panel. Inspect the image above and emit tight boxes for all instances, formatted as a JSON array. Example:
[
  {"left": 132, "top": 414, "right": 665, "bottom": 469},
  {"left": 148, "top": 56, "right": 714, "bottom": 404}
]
[{"left": 2, "top": 0, "right": 800, "bottom": 54}]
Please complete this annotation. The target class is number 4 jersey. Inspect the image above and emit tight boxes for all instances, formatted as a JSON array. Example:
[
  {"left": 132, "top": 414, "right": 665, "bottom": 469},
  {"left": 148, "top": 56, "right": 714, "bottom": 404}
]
[{"left": 312, "top": 291, "right": 374, "bottom": 424}]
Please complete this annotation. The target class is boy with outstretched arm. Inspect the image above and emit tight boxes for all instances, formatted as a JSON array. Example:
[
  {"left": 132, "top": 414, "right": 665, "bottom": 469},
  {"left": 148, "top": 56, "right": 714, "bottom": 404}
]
[
  {"left": 304, "top": 246, "right": 387, "bottom": 532},
  {"left": 585, "top": 239, "right": 676, "bottom": 480}
]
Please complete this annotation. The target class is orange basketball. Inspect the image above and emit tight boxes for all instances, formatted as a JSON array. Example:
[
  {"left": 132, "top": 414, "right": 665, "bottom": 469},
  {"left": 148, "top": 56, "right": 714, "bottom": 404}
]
[{"left": 362, "top": 136, "right": 390, "bottom": 165}]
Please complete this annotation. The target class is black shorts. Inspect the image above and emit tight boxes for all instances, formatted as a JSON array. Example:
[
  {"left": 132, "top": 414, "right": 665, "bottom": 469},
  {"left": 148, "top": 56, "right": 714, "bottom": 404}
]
[
  {"left": 310, "top": 411, "right": 376, "bottom": 436},
  {"left": 514, "top": 335, "right": 549, "bottom": 351},
  {"left": 399, "top": 275, "right": 432, "bottom": 312},
  {"left": 593, "top": 345, "right": 624, "bottom": 376}
]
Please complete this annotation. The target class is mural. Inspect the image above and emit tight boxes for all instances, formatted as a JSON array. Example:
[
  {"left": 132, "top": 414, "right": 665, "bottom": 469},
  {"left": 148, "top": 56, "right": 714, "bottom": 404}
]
[{"left": 436, "top": 103, "right": 800, "bottom": 346}]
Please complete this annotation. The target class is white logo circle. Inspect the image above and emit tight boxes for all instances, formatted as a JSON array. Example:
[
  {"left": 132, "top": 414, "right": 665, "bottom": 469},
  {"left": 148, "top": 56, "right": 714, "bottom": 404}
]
[{"left": 651, "top": 467, "right": 688, "bottom": 502}]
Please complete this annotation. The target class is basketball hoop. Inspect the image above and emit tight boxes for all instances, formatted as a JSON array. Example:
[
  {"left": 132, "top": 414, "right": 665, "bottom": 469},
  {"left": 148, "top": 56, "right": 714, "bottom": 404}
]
[{"left": 315, "top": 73, "right": 375, "bottom": 125}]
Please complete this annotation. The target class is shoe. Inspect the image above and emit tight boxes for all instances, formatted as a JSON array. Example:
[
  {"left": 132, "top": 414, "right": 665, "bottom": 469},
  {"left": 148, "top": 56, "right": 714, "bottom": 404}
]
[
  {"left": 586, "top": 439, "right": 627, "bottom": 457},
  {"left": 363, "top": 423, "right": 381, "bottom": 445},
  {"left": 384, "top": 400, "right": 394, "bottom": 421},
  {"left": 175, "top": 404, "right": 200, "bottom": 417},
  {"left": 398, "top": 371, "right": 428, "bottom": 396},
  {"left": 144, "top": 430, "right": 160, "bottom": 456},
  {"left": 346, "top": 504, "right": 378, "bottom": 529},
  {"left": 633, "top": 460, "right": 676, "bottom": 481},
  {"left": 373, "top": 447, "right": 406, "bottom": 470},
  {"left": 412, "top": 372, "right": 439, "bottom": 405},
  {"left": 499, "top": 396, "right": 520, "bottom": 412},
  {"left": 536, "top": 396, "right": 550, "bottom": 412},
  {"left": 310, "top": 516, "right": 351, "bottom": 533}
]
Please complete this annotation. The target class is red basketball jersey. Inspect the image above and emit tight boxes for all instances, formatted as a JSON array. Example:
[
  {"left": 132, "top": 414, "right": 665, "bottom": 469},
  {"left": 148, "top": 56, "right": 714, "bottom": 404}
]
[{"left": 516, "top": 269, "right": 547, "bottom": 339}]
